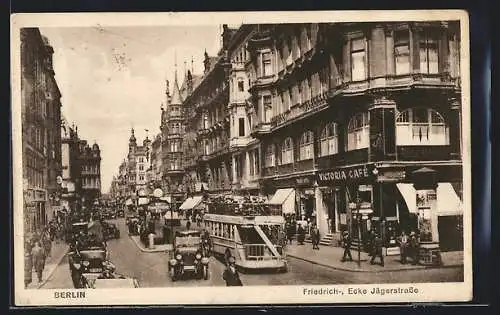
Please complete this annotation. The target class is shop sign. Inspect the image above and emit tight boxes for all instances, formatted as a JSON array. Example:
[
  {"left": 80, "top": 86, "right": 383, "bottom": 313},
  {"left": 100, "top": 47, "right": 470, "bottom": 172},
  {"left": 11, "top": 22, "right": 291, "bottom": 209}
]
[
  {"left": 317, "top": 164, "right": 375, "bottom": 185},
  {"left": 296, "top": 177, "right": 312, "bottom": 186},
  {"left": 378, "top": 170, "right": 406, "bottom": 182}
]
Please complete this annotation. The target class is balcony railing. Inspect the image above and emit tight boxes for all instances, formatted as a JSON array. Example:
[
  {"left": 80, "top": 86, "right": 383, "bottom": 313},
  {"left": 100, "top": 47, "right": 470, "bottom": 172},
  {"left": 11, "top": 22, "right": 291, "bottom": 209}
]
[{"left": 270, "top": 91, "right": 329, "bottom": 129}]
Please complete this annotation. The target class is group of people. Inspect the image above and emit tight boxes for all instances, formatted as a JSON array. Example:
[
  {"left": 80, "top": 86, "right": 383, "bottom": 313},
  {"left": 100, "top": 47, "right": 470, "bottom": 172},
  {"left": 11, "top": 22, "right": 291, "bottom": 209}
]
[
  {"left": 340, "top": 229, "right": 422, "bottom": 267},
  {"left": 24, "top": 223, "right": 59, "bottom": 288}
]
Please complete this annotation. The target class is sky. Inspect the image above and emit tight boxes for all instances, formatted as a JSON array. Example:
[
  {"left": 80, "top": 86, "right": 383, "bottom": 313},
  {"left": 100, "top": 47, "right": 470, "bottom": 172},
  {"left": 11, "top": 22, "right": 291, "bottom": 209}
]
[{"left": 40, "top": 25, "right": 225, "bottom": 193}]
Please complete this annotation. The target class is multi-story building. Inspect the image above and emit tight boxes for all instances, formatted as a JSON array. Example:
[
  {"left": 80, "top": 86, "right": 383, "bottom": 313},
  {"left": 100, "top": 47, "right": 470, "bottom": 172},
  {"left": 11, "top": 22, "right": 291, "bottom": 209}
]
[
  {"left": 150, "top": 132, "right": 163, "bottom": 188},
  {"left": 162, "top": 68, "right": 202, "bottom": 200},
  {"left": 21, "top": 28, "right": 63, "bottom": 232},
  {"left": 78, "top": 139, "right": 102, "bottom": 208},
  {"left": 182, "top": 26, "right": 239, "bottom": 196},
  {"left": 127, "top": 128, "right": 152, "bottom": 199},
  {"left": 247, "top": 22, "right": 463, "bottom": 253}
]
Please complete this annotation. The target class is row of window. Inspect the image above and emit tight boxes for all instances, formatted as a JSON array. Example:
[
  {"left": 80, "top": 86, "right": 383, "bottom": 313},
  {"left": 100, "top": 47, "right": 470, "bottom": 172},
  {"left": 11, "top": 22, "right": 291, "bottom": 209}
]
[
  {"left": 25, "top": 167, "right": 44, "bottom": 189},
  {"left": 82, "top": 177, "right": 100, "bottom": 188},
  {"left": 253, "top": 27, "right": 451, "bottom": 86},
  {"left": 265, "top": 108, "right": 449, "bottom": 167},
  {"left": 205, "top": 221, "right": 236, "bottom": 240}
]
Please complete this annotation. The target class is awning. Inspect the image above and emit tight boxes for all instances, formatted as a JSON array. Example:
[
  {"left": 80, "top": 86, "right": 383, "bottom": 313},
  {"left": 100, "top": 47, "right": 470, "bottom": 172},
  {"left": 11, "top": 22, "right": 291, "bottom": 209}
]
[
  {"left": 138, "top": 198, "right": 149, "bottom": 206},
  {"left": 437, "top": 182, "right": 463, "bottom": 216},
  {"left": 267, "top": 188, "right": 295, "bottom": 214},
  {"left": 396, "top": 183, "right": 417, "bottom": 214},
  {"left": 179, "top": 196, "right": 203, "bottom": 211}
]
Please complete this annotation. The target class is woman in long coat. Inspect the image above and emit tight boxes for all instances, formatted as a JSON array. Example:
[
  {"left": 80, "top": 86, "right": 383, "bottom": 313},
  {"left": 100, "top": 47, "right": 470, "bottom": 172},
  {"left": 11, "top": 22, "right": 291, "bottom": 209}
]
[
  {"left": 24, "top": 243, "right": 33, "bottom": 288},
  {"left": 31, "top": 241, "right": 46, "bottom": 283}
]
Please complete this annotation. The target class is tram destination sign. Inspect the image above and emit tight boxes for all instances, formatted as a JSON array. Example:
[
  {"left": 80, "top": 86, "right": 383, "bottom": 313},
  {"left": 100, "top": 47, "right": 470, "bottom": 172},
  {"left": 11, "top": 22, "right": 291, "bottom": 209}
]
[{"left": 316, "top": 164, "right": 375, "bottom": 185}]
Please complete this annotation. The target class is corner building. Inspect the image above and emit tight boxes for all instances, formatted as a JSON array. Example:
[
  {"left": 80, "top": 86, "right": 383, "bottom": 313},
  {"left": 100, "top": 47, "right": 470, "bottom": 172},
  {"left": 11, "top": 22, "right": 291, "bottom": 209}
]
[{"left": 247, "top": 22, "right": 463, "bottom": 254}]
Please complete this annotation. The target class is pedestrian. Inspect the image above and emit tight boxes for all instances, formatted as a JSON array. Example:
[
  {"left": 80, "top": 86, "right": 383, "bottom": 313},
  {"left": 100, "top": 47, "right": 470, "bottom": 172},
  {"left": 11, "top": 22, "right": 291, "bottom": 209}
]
[
  {"left": 42, "top": 233, "right": 52, "bottom": 259},
  {"left": 31, "top": 241, "right": 46, "bottom": 283},
  {"left": 186, "top": 220, "right": 191, "bottom": 230},
  {"left": 409, "top": 231, "right": 420, "bottom": 265},
  {"left": 397, "top": 231, "right": 409, "bottom": 264},
  {"left": 369, "top": 233, "right": 384, "bottom": 266},
  {"left": 340, "top": 231, "right": 353, "bottom": 262},
  {"left": 222, "top": 256, "right": 243, "bottom": 286},
  {"left": 24, "top": 243, "right": 33, "bottom": 288},
  {"left": 297, "top": 224, "right": 305, "bottom": 245},
  {"left": 311, "top": 225, "right": 320, "bottom": 250}
]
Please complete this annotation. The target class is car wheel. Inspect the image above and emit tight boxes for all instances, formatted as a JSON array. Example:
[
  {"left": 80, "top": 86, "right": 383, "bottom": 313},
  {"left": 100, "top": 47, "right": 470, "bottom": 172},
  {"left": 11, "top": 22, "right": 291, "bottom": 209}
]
[{"left": 203, "top": 265, "right": 209, "bottom": 280}]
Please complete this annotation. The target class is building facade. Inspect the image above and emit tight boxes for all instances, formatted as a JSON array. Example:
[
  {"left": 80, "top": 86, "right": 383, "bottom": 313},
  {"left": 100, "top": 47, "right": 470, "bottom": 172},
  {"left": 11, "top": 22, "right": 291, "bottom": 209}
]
[
  {"left": 60, "top": 122, "right": 102, "bottom": 211},
  {"left": 246, "top": 22, "right": 462, "bottom": 252},
  {"left": 21, "top": 28, "right": 63, "bottom": 233},
  {"left": 127, "top": 129, "right": 152, "bottom": 198}
]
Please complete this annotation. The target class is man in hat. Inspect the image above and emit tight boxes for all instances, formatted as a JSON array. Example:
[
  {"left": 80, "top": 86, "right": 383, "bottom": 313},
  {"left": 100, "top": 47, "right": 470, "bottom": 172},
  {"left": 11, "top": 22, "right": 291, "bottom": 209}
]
[
  {"left": 341, "top": 231, "right": 353, "bottom": 262},
  {"left": 222, "top": 256, "right": 243, "bottom": 286},
  {"left": 397, "top": 231, "right": 410, "bottom": 264},
  {"left": 370, "top": 233, "right": 384, "bottom": 267},
  {"left": 409, "top": 231, "right": 420, "bottom": 265}
]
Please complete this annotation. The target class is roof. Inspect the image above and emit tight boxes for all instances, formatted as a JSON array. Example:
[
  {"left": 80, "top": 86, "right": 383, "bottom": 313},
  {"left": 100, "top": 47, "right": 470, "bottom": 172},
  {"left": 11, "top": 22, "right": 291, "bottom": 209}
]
[{"left": 170, "top": 77, "right": 183, "bottom": 105}]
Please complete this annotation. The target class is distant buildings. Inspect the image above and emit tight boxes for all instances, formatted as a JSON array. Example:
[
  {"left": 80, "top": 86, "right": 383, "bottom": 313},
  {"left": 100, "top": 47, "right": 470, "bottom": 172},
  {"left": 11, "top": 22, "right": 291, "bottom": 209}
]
[
  {"left": 112, "top": 21, "right": 463, "bottom": 254},
  {"left": 21, "top": 28, "right": 63, "bottom": 233},
  {"left": 60, "top": 122, "right": 102, "bottom": 211}
]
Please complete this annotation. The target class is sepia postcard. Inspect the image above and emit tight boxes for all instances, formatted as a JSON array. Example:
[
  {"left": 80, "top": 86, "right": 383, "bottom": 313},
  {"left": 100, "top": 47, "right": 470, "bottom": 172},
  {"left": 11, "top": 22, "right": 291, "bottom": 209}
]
[{"left": 11, "top": 10, "right": 472, "bottom": 306}]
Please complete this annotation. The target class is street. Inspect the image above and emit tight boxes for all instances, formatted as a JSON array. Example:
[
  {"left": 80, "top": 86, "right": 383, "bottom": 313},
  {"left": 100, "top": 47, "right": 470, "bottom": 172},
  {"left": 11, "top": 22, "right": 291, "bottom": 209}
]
[{"left": 41, "top": 218, "right": 463, "bottom": 289}]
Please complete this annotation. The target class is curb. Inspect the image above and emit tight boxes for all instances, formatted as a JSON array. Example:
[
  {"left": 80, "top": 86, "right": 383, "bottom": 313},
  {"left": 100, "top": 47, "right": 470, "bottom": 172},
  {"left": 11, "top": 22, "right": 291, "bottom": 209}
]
[
  {"left": 36, "top": 245, "right": 69, "bottom": 289},
  {"left": 128, "top": 234, "right": 171, "bottom": 253},
  {"left": 287, "top": 253, "right": 463, "bottom": 273}
]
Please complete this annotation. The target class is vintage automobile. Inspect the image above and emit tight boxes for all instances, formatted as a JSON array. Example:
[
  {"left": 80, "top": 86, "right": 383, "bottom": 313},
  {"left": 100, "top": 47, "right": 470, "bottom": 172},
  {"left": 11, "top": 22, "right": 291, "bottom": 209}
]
[
  {"left": 102, "top": 221, "right": 120, "bottom": 240},
  {"left": 168, "top": 230, "right": 209, "bottom": 281},
  {"left": 69, "top": 246, "right": 108, "bottom": 288},
  {"left": 116, "top": 209, "right": 125, "bottom": 218},
  {"left": 126, "top": 216, "right": 140, "bottom": 235},
  {"left": 81, "top": 261, "right": 140, "bottom": 288},
  {"left": 66, "top": 221, "right": 89, "bottom": 243}
]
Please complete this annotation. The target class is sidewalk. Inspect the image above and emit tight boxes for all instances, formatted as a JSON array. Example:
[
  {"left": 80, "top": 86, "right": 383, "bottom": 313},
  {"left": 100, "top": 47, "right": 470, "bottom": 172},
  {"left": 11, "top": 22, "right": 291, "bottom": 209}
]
[
  {"left": 285, "top": 243, "right": 463, "bottom": 273},
  {"left": 27, "top": 240, "right": 69, "bottom": 289},
  {"left": 129, "top": 235, "right": 172, "bottom": 253}
]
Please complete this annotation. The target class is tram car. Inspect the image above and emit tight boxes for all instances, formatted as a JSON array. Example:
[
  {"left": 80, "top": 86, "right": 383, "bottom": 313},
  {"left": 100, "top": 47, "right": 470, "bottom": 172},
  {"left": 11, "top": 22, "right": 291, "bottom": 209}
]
[{"left": 203, "top": 200, "right": 288, "bottom": 273}]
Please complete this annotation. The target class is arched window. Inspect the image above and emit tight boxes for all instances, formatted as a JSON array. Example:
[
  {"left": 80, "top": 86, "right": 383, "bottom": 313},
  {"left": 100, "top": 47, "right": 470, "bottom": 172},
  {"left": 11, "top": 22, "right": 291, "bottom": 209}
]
[
  {"left": 320, "top": 122, "right": 339, "bottom": 156},
  {"left": 281, "top": 137, "right": 294, "bottom": 165},
  {"left": 396, "top": 108, "right": 449, "bottom": 145},
  {"left": 265, "top": 144, "right": 275, "bottom": 167},
  {"left": 347, "top": 112, "right": 370, "bottom": 151},
  {"left": 299, "top": 131, "right": 314, "bottom": 160}
]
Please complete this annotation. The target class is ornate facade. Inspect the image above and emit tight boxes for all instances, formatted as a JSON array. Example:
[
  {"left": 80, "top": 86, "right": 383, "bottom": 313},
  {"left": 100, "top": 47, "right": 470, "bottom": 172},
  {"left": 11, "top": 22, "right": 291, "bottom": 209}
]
[{"left": 21, "top": 28, "right": 63, "bottom": 232}]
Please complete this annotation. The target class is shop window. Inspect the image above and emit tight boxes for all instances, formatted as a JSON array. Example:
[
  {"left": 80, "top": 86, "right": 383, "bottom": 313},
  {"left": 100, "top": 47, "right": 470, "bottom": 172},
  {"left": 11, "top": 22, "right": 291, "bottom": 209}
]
[
  {"left": 281, "top": 137, "right": 294, "bottom": 165},
  {"left": 419, "top": 32, "right": 439, "bottom": 74},
  {"left": 396, "top": 108, "right": 449, "bottom": 146},
  {"left": 298, "top": 131, "right": 314, "bottom": 161},
  {"left": 265, "top": 144, "right": 275, "bottom": 167},
  {"left": 394, "top": 30, "right": 411, "bottom": 75},
  {"left": 347, "top": 112, "right": 370, "bottom": 151},
  {"left": 351, "top": 38, "right": 366, "bottom": 81},
  {"left": 320, "top": 122, "right": 339, "bottom": 156}
]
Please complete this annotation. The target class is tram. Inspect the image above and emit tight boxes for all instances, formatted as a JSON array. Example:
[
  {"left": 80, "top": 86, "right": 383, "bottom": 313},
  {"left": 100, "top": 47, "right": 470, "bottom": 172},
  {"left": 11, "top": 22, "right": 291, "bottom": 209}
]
[{"left": 203, "top": 201, "right": 288, "bottom": 272}]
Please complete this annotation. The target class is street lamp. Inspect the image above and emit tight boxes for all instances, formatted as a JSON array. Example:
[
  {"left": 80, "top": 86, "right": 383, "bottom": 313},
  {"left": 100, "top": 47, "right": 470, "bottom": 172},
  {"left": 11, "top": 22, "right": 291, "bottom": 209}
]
[{"left": 356, "top": 195, "right": 362, "bottom": 268}]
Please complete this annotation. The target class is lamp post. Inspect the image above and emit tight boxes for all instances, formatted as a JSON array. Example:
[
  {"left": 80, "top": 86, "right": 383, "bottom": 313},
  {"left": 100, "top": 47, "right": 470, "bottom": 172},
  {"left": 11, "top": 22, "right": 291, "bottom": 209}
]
[{"left": 356, "top": 195, "right": 362, "bottom": 268}]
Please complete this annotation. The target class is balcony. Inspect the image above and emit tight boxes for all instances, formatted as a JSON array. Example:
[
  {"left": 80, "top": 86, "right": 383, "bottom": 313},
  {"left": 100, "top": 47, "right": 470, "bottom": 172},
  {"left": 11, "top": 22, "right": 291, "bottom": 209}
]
[
  {"left": 197, "top": 83, "right": 229, "bottom": 112},
  {"left": 338, "top": 73, "right": 458, "bottom": 96},
  {"left": 251, "top": 121, "right": 272, "bottom": 137},
  {"left": 396, "top": 145, "right": 452, "bottom": 161},
  {"left": 270, "top": 91, "right": 329, "bottom": 130}
]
